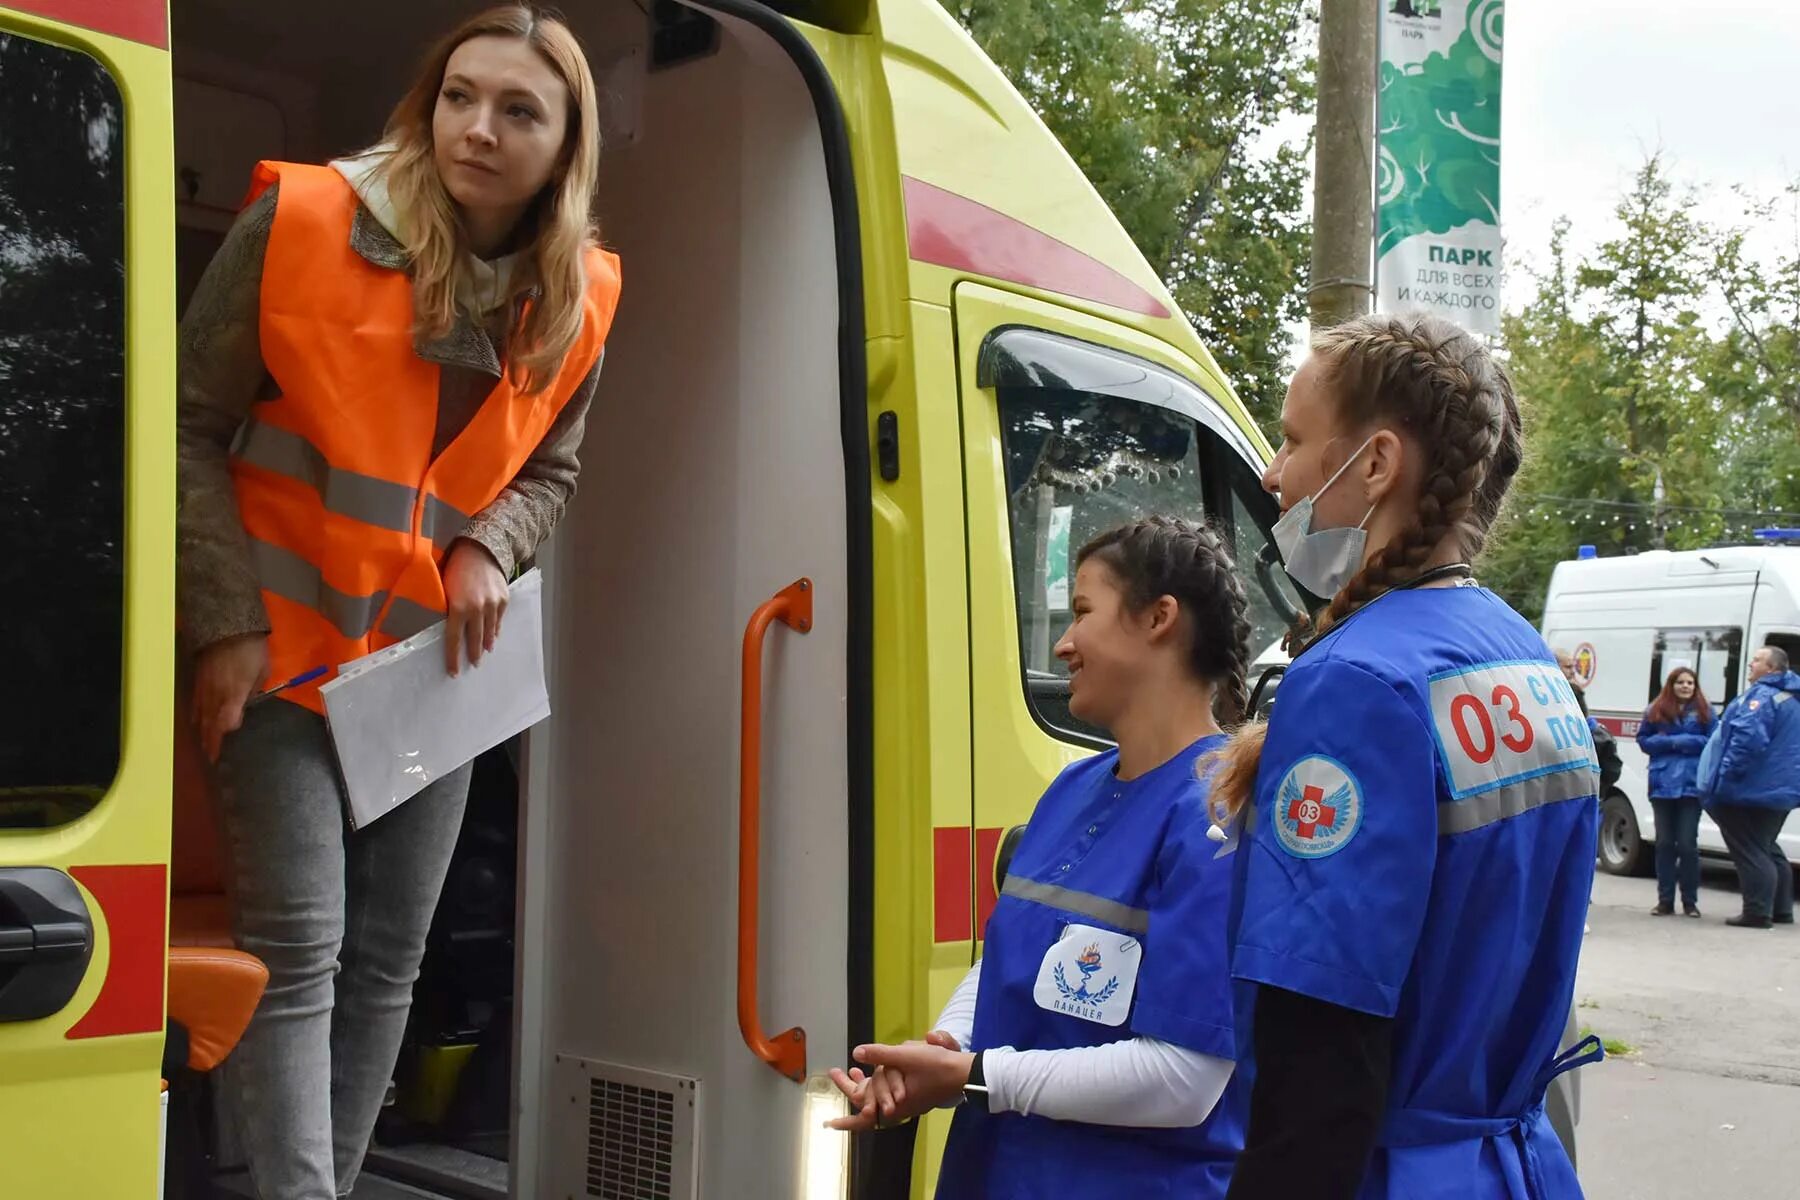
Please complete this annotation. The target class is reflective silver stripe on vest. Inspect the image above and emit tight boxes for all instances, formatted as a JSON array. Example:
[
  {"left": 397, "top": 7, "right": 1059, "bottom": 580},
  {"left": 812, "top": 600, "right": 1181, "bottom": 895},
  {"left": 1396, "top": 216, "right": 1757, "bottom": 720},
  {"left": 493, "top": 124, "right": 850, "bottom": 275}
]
[
  {"left": 420, "top": 495, "right": 473, "bottom": 550},
  {"left": 1000, "top": 876, "right": 1150, "bottom": 935},
  {"left": 1437, "top": 764, "right": 1597, "bottom": 837},
  {"left": 248, "top": 538, "right": 388, "bottom": 640},
  {"left": 1775, "top": 691, "right": 1793, "bottom": 706},
  {"left": 234, "top": 419, "right": 416, "bottom": 535},
  {"left": 380, "top": 595, "right": 445, "bottom": 641}
]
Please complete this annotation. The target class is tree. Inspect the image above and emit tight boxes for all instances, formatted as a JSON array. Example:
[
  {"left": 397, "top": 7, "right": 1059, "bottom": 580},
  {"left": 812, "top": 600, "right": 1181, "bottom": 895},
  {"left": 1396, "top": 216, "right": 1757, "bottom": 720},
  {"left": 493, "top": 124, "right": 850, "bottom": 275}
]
[
  {"left": 1711, "top": 182, "right": 1800, "bottom": 426},
  {"left": 1706, "top": 182, "right": 1800, "bottom": 521},
  {"left": 1484, "top": 158, "right": 1729, "bottom": 621},
  {"left": 943, "top": 0, "right": 1316, "bottom": 431}
]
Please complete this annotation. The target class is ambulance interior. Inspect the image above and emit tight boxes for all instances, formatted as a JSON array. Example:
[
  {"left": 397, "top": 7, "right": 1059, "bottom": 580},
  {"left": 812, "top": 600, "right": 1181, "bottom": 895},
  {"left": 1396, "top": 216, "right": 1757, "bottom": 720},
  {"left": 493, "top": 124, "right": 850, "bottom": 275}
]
[{"left": 170, "top": 1, "right": 854, "bottom": 1196}]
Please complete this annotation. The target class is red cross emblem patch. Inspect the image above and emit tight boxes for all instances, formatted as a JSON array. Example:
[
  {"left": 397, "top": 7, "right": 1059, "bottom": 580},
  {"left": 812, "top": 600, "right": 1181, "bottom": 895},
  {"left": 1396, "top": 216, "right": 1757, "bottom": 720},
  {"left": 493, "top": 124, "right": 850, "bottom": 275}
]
[{"left": 1274, "top": 756, "right": 1362, "bottom": 858}]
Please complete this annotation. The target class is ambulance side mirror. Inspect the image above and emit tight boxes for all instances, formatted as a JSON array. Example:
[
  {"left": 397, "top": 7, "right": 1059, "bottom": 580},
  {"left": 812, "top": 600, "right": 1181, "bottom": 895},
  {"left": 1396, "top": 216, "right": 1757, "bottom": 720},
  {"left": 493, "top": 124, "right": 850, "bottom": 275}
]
[
  {"left": 993, "top": 824, "right": 1026, "bottom": 894},
  {"left": 1256, "top": 541, "right": 1318, "bottom": 624}
]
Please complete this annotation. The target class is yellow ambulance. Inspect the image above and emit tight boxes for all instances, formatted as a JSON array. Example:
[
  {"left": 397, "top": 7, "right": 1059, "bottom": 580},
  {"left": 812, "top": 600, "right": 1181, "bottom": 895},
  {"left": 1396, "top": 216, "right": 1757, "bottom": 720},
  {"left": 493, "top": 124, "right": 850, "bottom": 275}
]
[{"left": 0, "top": 0, "right": 1292, "bottom": 1196}]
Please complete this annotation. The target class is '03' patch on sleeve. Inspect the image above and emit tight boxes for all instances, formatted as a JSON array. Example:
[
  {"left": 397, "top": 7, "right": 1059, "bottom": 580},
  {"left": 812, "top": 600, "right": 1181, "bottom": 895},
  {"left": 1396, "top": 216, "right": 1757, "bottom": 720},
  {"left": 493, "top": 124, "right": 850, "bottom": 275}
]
[
  {"left": 1428, "top": 659, "right": 1596, "bottom": 801},
  {"left": 1273, "top": 755, "right": 1363, "bottom": 858}
]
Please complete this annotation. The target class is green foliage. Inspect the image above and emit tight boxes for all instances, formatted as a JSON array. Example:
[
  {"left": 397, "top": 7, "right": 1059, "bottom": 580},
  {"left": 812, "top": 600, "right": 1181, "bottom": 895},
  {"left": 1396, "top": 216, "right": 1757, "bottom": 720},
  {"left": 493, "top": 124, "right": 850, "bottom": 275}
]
[
  {"left": 1484, "top": 156, "right": 1800, "bottom": 622},
  {"left": 1709, "top": 182, "right": 1800, "bottom": 516},
  {"left": 942, "top": 0, "right": 1316, "bottom": 431}
]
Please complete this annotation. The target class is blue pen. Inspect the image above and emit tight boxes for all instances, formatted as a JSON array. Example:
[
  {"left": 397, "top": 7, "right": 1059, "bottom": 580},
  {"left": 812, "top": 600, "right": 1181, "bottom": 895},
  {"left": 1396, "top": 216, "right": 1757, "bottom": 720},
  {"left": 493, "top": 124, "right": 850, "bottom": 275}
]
[{"left": 248, "top": 665, "right": 329, "bottom": 705}]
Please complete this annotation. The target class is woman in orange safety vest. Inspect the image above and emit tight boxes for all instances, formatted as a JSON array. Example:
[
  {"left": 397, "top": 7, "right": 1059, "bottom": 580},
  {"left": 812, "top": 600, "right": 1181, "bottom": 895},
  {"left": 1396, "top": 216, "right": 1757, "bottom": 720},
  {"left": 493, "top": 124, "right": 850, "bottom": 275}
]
[{"left": 175, "top": 6, "right": 619, "bottom": 1196}]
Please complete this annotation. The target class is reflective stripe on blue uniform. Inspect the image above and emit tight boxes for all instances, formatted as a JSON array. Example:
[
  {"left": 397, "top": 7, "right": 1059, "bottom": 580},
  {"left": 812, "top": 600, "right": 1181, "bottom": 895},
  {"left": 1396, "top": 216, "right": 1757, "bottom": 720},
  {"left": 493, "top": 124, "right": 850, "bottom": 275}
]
[
  {"left": 938, "top": 735, "right": 1246, "bottom": 1200},
  {"left": 1231, "top": 586, "right": 1601, "bottom": 1200}
]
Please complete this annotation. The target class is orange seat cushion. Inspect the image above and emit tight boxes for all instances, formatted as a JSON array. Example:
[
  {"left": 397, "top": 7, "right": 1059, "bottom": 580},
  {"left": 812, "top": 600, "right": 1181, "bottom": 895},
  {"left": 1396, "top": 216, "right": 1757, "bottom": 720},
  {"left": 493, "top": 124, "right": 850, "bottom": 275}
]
[{"left": 166, "top": 947, "right": 268, "bottom": 1072}]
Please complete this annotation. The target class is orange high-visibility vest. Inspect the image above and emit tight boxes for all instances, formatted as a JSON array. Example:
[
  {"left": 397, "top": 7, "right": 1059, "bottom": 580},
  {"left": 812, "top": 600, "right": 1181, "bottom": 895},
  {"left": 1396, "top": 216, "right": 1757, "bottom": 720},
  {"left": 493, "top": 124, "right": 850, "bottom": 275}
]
[{"left": 228, "top": 161, "right": 620, "bottom": 713}]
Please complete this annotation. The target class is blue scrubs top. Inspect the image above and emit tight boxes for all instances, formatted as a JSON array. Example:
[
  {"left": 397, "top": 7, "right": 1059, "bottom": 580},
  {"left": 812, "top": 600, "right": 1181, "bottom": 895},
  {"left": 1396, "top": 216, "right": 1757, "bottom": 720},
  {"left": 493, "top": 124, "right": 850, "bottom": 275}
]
[
  {"left": 937, "top": 735, "right": 1248, "bottom": 1200},
  {"left": 1232, "top": 586, "right": 1601, "bottom": 1200}
]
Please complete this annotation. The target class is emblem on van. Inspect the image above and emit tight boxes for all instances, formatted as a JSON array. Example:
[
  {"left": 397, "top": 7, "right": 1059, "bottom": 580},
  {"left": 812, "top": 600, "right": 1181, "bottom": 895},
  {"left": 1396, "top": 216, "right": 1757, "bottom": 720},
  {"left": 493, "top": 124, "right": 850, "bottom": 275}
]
[{"left": 1573, "top": 643, "right": 1598, "bottom": 689}]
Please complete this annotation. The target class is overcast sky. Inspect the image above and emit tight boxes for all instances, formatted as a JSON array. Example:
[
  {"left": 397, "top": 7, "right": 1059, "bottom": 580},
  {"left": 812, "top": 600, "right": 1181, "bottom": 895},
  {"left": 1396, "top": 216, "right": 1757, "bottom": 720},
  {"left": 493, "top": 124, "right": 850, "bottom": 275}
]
[{"left": 1501, "top": 0, "right": 1800, "bottom": 306}]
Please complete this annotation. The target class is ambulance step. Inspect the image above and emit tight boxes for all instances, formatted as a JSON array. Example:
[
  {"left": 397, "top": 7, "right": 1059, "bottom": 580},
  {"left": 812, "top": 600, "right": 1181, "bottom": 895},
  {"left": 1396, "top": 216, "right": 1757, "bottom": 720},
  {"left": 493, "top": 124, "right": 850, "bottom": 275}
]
[
  {"left": 346, "top": 1177, "right": 452, "bottom": 1200},
  {"left": 213, "top": 1173, "right": 449, "bottom": 1200},
  {"left": 363, "top": 1142, "right": 508, "bottom": 1200},
  {"left": 551, "top": 1055, "right": 701, "bottom": 1200}
]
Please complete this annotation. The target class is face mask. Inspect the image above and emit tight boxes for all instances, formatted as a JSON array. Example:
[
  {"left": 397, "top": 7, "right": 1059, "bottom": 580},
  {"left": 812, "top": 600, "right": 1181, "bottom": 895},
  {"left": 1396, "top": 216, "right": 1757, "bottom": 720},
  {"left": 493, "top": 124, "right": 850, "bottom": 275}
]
[{"left": 1271, "top": 435, "right": 1378, "bottom": 598}]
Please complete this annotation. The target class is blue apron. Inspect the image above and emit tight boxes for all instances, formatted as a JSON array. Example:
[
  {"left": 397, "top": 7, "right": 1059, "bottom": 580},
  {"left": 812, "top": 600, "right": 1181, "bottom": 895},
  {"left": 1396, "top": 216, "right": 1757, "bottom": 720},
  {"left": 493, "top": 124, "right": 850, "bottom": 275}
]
[
  {"left": 1232, "top": 586, "right": 1601, "bottom": 1200},
  {"left": 937, "top": 737, "right": 1246, "bottom": 1200}
]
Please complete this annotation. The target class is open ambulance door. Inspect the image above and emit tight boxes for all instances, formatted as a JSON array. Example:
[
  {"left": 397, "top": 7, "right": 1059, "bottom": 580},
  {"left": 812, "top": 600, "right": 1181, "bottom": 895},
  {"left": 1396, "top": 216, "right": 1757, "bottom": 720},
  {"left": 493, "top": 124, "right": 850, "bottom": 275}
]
[
  {"left": 507, "top": 2, "right": 874, "bottom": 1198},
  {"left": 0, "top": 4, "right": 176, "bottom": 1199}
]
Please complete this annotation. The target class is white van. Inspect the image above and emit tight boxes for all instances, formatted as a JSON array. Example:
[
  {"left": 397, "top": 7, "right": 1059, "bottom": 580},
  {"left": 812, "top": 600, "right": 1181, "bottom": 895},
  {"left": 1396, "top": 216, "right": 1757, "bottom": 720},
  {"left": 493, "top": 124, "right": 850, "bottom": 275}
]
[{"left": 1540, "top": 541, "right": 1800, "bottom": 876}]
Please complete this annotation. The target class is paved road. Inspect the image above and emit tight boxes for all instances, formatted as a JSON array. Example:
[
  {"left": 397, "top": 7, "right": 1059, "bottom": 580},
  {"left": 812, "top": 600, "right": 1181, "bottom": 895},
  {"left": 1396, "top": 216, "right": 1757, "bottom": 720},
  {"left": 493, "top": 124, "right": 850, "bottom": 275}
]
[{"left": 1575, "top": 866, "right": 1800, "bottom": 1197}]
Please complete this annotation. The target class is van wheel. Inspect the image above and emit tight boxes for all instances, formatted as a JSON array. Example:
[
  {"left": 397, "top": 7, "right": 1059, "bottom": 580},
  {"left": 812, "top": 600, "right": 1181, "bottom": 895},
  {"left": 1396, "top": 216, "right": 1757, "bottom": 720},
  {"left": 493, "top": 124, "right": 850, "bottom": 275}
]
[{"left": 1598, "top": 795, "right": 1647, "bottom": 876}]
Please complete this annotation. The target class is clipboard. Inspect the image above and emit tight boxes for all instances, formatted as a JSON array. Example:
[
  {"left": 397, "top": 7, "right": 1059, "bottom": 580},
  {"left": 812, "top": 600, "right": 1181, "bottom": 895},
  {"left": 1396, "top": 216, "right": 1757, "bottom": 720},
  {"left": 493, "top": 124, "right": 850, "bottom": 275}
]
[{"left": 321, "top": 569, "right": 551, "bottom": 828}]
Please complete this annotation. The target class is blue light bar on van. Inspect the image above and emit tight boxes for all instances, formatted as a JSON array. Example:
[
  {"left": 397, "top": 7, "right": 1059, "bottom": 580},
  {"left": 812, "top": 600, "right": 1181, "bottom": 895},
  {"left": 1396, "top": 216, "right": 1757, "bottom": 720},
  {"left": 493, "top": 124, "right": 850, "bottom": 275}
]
[
  {"left": 1754, "top": 528, "right": 1800, "bottom": 542},
  {"left": 1577, "top": 545, "right": 1597, "bottom": 560}
]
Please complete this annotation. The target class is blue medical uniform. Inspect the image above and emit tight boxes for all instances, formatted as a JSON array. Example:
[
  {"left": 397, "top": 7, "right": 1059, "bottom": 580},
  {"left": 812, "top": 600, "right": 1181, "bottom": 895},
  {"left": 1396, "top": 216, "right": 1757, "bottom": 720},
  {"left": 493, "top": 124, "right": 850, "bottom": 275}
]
[
  {"left": 938, "top": 736, "right": 1247, "bottom": 1200},
  {"left": 1232, "top": 586, "right": 1600, "bottom": 1200}
]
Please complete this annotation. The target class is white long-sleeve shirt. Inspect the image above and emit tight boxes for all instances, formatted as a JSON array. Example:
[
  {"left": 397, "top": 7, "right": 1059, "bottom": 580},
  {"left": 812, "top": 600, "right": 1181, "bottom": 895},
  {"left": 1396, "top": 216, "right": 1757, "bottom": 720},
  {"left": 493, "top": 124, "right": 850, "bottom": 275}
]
[{"left": 932, "top": 959, "right": 1234, "bottom": 1128}]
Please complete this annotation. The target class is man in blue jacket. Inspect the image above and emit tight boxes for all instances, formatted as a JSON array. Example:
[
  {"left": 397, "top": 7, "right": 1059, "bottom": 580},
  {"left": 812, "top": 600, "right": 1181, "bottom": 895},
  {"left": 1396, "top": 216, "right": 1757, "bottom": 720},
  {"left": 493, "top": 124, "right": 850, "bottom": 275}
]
[{"left": 1700, "top": 645, "right": 1800, "bottom": 928}]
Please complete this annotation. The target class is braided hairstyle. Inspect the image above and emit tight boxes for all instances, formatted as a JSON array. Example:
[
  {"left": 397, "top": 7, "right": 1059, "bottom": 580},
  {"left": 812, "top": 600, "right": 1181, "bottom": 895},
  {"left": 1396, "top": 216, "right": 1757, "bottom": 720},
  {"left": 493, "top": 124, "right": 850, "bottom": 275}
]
[
  {"left": 1076, "top": 516, "right": 1253, "bottom": 726},
  {"left": 1210, "top": 312, "right": 1524, "bottom": 815}
]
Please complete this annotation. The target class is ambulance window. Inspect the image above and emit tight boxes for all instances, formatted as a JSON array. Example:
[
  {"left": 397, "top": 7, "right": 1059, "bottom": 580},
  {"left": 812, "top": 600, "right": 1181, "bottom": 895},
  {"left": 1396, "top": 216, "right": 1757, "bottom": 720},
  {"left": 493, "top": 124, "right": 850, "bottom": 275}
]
[
  {"left": 0, "top": 33, "right": 126, "bottom": 828},
  {"left": 999, "top": 388, "right": 1209, "bottom": 743},
  {"left": 1650, "top": 627, "right": 1742, "bottom": 709}
]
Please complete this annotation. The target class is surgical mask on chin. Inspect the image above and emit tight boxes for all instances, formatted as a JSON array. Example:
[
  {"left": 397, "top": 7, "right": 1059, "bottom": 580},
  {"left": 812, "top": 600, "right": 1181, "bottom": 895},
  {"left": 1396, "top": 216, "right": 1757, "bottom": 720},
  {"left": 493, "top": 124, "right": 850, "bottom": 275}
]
[{"left": 1271, "top": 436, "right": 1378, "bottom": 599}]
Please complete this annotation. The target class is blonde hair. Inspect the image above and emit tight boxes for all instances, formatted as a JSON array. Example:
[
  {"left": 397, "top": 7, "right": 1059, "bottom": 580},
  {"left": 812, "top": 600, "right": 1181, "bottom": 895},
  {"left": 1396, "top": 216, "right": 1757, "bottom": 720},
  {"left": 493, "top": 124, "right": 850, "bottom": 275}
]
[
  {"left": 375, "top": 4, "right": 601, "bottom": 393},
  {"left": 1207, "top": 313, "right": 1524, "bottom": 815}
]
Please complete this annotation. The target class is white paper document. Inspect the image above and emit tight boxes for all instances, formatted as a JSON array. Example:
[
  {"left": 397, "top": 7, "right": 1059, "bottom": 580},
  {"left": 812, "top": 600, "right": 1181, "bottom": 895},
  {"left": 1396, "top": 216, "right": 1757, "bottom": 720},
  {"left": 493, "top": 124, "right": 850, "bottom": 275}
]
[{"left": 322, "top": 569, "right": 550, "bottom": 828}]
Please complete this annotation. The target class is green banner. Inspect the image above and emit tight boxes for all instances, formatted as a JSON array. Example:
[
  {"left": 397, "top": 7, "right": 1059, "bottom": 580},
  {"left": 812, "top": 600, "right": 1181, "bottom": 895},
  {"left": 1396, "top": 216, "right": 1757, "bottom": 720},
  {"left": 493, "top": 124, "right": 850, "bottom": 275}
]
[{"left": 1376, "top": 0, "right": 1504, "bottom": 334}]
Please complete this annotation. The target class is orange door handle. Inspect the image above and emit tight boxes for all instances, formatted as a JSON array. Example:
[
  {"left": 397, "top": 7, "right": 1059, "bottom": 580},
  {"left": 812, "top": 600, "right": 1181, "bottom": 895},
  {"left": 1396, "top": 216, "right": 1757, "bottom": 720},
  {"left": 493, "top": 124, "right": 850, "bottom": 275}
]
[{"left": 738, "top": 578, "right": 813, "bottom": 1082}]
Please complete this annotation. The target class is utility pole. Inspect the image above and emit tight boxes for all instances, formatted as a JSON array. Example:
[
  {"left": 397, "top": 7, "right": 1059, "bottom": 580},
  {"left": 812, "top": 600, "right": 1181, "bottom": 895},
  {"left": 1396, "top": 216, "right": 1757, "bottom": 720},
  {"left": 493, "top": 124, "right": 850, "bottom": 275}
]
[
  {"left": 1653, "top": 465, "right": 1667, "bottom": 550},
  {"left": 1309, "top": 0, "right": 1380, "bottom": 332}
]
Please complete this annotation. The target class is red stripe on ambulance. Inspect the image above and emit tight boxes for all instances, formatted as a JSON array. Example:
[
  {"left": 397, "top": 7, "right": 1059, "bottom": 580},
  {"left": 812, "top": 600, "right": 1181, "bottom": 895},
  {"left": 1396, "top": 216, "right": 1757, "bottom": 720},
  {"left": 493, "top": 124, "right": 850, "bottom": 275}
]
[
  {"left": 9, "top": 1, "right": 168, "bottom": 48},
  {"left": 932, "top": 826, "right": 973, "bottom": 942},
  {"left": 903, "top": 176, "right": 1173, "bottom": 319},
  {"left": 66, "top": 864, "right": 167, "bottom": 1040},
  {"left": 1591, "top": 713, "right": 1641, "bottom": 738},
  {"left": 934, "top": 825, "right": 1008, "bottom": 943}
]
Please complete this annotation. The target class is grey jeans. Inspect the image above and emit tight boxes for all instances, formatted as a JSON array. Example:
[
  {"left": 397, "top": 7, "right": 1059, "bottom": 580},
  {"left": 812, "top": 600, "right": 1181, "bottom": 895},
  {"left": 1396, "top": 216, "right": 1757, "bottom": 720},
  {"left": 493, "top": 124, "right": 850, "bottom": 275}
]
[{"left": 216, "top": 699, "right": 472, "bottom": 1199}]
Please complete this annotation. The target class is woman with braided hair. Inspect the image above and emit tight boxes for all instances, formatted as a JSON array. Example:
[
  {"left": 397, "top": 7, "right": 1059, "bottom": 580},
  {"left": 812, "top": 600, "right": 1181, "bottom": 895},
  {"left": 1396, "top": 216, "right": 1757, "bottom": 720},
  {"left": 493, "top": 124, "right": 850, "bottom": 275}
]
[
  {"left": 826, "top": 516, "right": 1253, "bottom": 1198},
  {"left": 1212, "top": 313, "right": 1601, "bottom": 1200}
]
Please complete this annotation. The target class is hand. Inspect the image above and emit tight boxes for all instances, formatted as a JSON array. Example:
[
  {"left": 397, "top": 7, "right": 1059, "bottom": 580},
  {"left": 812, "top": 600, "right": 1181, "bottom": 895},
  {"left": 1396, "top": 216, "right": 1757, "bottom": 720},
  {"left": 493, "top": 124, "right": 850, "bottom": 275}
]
[
  {"left": 826, "top": 1064, "right": 914, "bottom": 1132},
  {"left": 192, "top": 634, "right": 270, "bottom": 762},
  {"left": 442, "top": 540, "right": 508, "bottom": 676},
  {"left": 868, "top": 1030, "right": 965, "bottom": 1118},
  {"left": 824, "top": 1031, "right": 961, "bottom": 1132},
  {"left": 825, "top": 1066, "right": 876, "bottom": 1131},
  {"left": 826, "top": 1038, "right": 975, "bottom": 1131}
]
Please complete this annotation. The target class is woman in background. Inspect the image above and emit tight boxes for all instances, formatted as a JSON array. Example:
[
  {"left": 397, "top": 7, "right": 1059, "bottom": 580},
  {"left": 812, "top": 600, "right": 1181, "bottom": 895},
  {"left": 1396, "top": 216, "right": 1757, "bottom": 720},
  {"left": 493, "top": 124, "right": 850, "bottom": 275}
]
[{"left": 1637, "top": 668, "right": 1714, "bottom": 918}]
